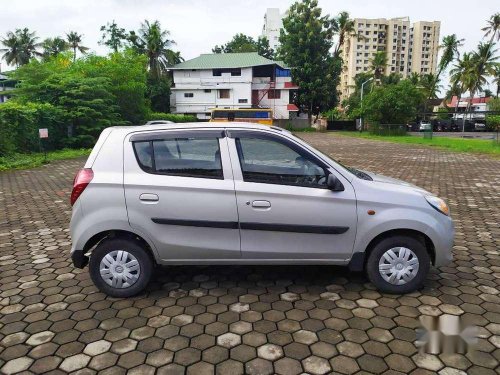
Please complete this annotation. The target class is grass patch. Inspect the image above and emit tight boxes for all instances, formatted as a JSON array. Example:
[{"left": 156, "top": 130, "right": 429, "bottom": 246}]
[
  {"left": 335, "top": 131, "right": 500, "bottom": 157},
  {"left": 0, "top": 148, "right": 91, "bottom": 172}
]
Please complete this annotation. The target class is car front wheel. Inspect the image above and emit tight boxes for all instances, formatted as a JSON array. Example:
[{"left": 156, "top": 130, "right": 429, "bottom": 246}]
[
  {"left": 366, "top": 235, "right": 430, "bottom": 294},
  {"left": 89, "top": 238, "right": 153, "bottom": 297}
]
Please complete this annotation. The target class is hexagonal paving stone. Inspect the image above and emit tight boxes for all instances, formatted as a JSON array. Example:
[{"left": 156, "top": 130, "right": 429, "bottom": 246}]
[
  {"left": 257, "top": 343, "right": 284, "bottom": 361},
  {"left": 293, "top": 329, "right": 318, "bottom": 344},
  {"left": 217, "top": 332, "right": 241, "bottom": 348},
  {"left": 302, "top": 355, "right": 331, "bottom": 375},
  {"left": 245, "top": 358, "right": 273, "bottom": 375}
]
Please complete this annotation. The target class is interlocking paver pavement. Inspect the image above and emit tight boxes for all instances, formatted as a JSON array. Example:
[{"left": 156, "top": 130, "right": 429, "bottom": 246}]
[{"left": 1, "top": 133, "right": 499, "bottom": 374}]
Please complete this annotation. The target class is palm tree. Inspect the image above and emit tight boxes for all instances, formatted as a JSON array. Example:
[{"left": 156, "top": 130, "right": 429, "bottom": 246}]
[
  {"left": 66, "top": 31, "right": 89, "bottom": 62},
  {"left": 449, "top": 53, "right": 473, "bottom": 124},
  {"left": 332, "top": 11, "right": 356, "bottom": 57},
  {"left": 370, "top": 51, "right": 387, "bottom": 80},
  {"left": 409, "top": 72, "right": 420, "bottom": 85},
  {"left": 493, "top": 64, "right": 500, "bottom": 98},
  {"left": 420, "top": 73, "right": 442, "bottom": 99},
  {"left": 130, "top": 20, "right": 177, "bottom": 78},
  {"left": 422, "top": 34, "right": 464, "bottom": 118},
  {"left": 42, "top": 37, "right": 68, "bottom": 60},
  {"left": 0, "top": 28, "right": 41, "bottom": 66},
  {"left": 0, "top": 31, "right": 22, "bottom": 66},
  {"left": 482, "top": 13, "right": 500, "bottom": 45}
]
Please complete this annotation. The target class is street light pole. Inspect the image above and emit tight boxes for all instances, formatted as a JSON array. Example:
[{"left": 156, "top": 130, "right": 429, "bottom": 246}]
[{"left": 360, "top": 77, "right": 374, "bottom": 132}]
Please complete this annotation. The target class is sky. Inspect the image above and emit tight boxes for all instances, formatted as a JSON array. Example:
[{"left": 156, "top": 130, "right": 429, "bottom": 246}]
[{"left": 0, "top": 0, "right": 498, "bottom": 91}]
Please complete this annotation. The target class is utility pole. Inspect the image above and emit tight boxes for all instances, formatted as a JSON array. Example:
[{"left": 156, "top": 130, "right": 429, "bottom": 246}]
[{"left": 360, "top": 77, "right": 374, "bottom": 132}]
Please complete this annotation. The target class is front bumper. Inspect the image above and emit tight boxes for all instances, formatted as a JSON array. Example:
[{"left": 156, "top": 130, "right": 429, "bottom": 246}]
[{"left": 72, "top": 250, "right": 89, "bottom": 269}]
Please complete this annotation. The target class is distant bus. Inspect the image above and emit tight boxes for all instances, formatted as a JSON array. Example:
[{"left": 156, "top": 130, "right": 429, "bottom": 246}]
[{"left": 210, "top": 108, "right": 273, "bottom": 125}]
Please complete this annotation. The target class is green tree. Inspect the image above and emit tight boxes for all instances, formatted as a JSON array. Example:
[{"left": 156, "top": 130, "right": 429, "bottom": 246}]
[
  {"left": 146, "top": 74, "right": 171, "bottom": 113},
  {"left": 409, "top": 72, "right": 420, "bottom": 85},
  {"left": 370, "top": 51, "right": 387, "bottom": 80},
  {"left": 128, "top": 20, "right": 178, "bottom": 77},
  {"left": 419, "top": 73, "right": 442, "bottom": 99},
  {"left": 66, "top": 31, "right": 89, "bottom": 62},
  {"left": 42, "top": 37, "right": 69, "bottom": 61},
  {"left": 212, "top": 33, "right": 275, "bottom": 59},
  {"left": 99, "top": 20, "right": 128, "bottom": 52},
  {"left": 423, "top": 34, "right": 464, "bottom": 115},
  {"left": 279, "top": 0, "right": 336, "bottom": 118},
  {"left": 362, "top": 80, "right": 424, "bottom": 124},
  {"left": 492, "top": 64, "right": 500, "bottom": 97},
  {"left": 482, "top": 13, "right": 500, "bottom": 44},
  {"left": 1, "top": 28, "right": 42, "bottom": 66},
  {"left": 332, "top": 11, "right": 356, "bottom": 58}
]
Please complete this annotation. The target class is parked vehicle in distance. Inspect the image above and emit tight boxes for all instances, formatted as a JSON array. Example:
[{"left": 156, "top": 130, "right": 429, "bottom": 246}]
[
  {"left": 70, "top": 123, "right": 454, "bottom": 297},
  {"left": 419, "top": 121, "right": 432, "bottom": 132},
  {"left": 210, "top": 108, "right": 273, "bottom": 125},
  {"left": 474, "top": 122, "right": 486, "bottom": 132},
  {"left": 145, "top": 120, "right": 174, "bottom": 125}
]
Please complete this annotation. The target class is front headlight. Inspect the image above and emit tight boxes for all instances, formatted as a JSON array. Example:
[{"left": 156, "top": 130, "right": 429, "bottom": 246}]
[{"left": 425, "top": 195, "right": 449, "bottom": 216}]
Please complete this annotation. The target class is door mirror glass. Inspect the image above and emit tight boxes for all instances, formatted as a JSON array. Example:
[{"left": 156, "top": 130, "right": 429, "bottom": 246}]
[{"left": 327, "top": 174, "right": 344, "bottom": 191}]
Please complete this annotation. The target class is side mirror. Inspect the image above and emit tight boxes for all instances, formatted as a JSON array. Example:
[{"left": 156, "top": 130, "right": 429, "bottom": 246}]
[{"left": 327, "top": 174, "right": 344, "bottom": 192}]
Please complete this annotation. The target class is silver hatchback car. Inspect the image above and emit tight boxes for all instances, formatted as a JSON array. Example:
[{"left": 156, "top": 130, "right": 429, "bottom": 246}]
[{"left": 70, "top": 123, "right": 454, "bottom": 297}]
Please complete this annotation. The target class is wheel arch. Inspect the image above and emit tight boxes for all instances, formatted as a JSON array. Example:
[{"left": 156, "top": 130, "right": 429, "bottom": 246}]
[
  {"left": 349, "top": 228, "right": 436, "bottom": 272},
  {"left": 83, "top": 229, "right": 157, "bottom": 262}
]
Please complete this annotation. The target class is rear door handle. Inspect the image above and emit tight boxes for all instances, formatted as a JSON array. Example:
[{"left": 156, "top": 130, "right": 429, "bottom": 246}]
[
  {"left": 140, "top": 193, "right": 159, "bottom": 202},
  {"left": 251, "top": 200, "right": 271, "bottom": 208}
]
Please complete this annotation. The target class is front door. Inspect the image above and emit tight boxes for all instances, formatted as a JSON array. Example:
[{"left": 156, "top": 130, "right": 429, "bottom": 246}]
[
  {"left": 227, "top": 130, "right": 357, "bottom": 261},
  {"left": 124, "top": 129, "right": 240, "bottom": 261}
]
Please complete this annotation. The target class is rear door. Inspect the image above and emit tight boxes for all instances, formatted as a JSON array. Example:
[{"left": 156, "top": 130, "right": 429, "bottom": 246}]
[
  {"left": 123, "top": 129, "right": 240, "bottom": 261},
  {"left": 227, "top": 129, "right": 357, "bottom": 261}
]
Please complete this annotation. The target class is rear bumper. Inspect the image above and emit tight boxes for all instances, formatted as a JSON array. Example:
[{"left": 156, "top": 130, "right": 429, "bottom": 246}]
[{"left": 72, "top": 250, "right": 89, "bottom": 269}]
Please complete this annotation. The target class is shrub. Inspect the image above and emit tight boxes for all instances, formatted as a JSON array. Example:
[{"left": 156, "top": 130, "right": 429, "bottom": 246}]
[
  {"left": 147, "top": 112, "right": 197, "bottom": 123},
  {"left": 0, "top": 101, "right": 67, "bottom": 156}
]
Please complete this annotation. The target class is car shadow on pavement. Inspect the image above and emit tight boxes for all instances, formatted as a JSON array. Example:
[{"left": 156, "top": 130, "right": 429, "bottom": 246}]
[{"left": 141, "top": 264, "right": 369, "bottom": 299}]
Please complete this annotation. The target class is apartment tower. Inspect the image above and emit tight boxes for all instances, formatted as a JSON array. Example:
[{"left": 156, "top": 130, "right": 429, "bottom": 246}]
[{"left": 340, "top": 17, "right": 440, "bottom": 101}]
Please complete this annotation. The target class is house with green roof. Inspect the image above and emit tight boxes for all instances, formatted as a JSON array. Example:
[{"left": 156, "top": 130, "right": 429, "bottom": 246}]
[{"left": 169, "top": 52, "right": 298, "bottom": 121}]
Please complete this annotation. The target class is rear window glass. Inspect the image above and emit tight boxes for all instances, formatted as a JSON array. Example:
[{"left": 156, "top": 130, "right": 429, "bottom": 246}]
[{"left": 133, "top": 138, "right": 223, "bottom": 179}]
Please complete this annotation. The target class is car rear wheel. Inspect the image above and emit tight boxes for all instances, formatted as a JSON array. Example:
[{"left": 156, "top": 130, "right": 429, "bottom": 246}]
[
  {"left": 89, "top": 238, "right": 153, "bottom": 297},
  {"left": 366, "top": 235, "right": 430, "bottom": 294}
]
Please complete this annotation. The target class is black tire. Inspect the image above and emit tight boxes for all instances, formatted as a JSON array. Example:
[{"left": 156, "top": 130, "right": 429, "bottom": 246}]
[
  {"left": 366, "top": 235, "right": 430, "bottom": 294},
  {"left": 89, "top": 238, "right": 153, "bottom": 297}
]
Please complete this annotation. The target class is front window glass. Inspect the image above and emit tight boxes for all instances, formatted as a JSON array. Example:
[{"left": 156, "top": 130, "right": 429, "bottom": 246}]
[{"left": 236, "top": 137, "right": 327, "bottom": 188}]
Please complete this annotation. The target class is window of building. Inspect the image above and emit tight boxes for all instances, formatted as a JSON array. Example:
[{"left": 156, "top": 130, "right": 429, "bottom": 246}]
[
  {"left": 218, "top": 89, "right": 230, "bottom": 99},
  {"left": 213, "top": 68, "right": 242, "bottom": 76},
  {"left": 204, "top": 89, "right": 212, "bottom": 93},
  {"left": 238, "top": 99, "right": 248, "bottom": 103},
  {"left": 268, "top": 90, "right": 281, "bottom": 99},
  {"left": 184, "top": 93, "right": 194, "bottom": 98},
  {"left": 133, "top": 138, "right": 223, "bottom": 179},
  {"left": 235, "top": 137, "right": 327, "bottom": 188}
]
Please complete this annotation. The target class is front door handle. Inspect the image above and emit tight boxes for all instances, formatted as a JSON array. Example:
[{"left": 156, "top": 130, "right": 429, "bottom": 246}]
[
  {"left": 251, "top": 200, "right": 271, "bottom": 208},
  {"left": 139, "top": 193, "right": 159, "bottom": 202}
]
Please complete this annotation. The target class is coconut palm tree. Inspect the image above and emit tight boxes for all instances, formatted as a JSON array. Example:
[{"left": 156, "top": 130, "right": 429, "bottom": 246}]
[
  {"left": 332, "top": 11, "right": 356, "bottom": 57},
  {"left": 129, "top": 20, "right": 177, "bottom": 78},
  {"left": 482, "top": 13, "right": 500, "bottom": 44},
  {"left": 420, "top": 73, "right": 442, "bottom": 99},
  {"left": 449, "top": 52, "right": 473, "bottom": 124},
  {"left": 66, "top": 31, "right": 89, "bottom": 62},
  {"left": 0, "top": 28, "right": 41, "bottom": 66},
  {"left": 370, "top": 51, "right": 387, "bottom": 80},
  {"left": 409, "top": 72, "right": 420, "bottom": 85},
  {"left": 42, "top": 37, "right": 68, "bottom": 60},
  {"left": 493, "top": 64, "right": 500, "bottom": 98}
]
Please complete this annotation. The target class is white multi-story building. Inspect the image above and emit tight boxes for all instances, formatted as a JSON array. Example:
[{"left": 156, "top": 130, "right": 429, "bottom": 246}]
[
  {"left": 261, "top": 8, "right": 284, "bottom": 50},
  {"left": 340, "top": 17, "right": 440, "bottom": 101},
  {"left": 169, "top": 52, "right": 299, "bottom": 120}
]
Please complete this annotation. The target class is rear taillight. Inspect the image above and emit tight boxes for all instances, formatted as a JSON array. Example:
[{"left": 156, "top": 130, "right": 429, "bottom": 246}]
[{"left": 71, "top": 168, "right": 94, "bottom": 206}]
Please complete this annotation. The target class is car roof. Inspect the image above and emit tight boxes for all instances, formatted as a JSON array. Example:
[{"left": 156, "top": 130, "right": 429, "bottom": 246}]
[{"left": 107, "top": 122, "right": 289, "bottom": 136}]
